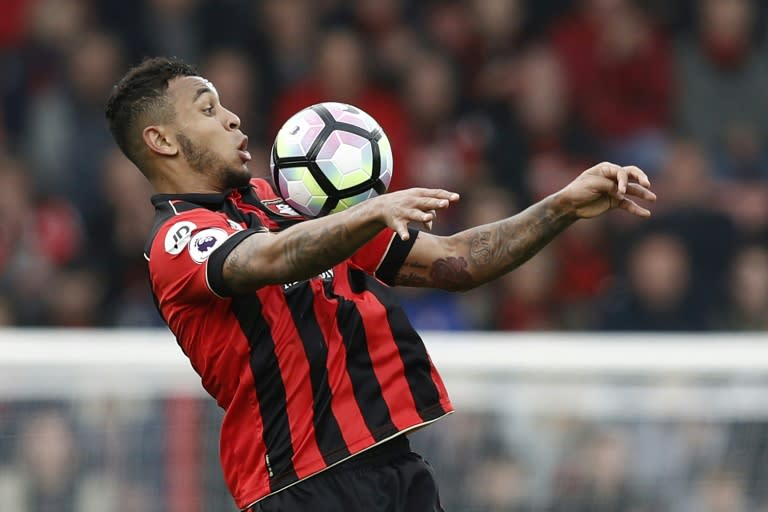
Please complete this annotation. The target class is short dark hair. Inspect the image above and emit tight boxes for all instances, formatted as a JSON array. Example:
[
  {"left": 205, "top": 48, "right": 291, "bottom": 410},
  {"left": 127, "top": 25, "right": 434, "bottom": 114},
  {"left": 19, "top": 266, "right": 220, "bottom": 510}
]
[{"left": 105, "top": 57, "right": 198, "bottom": 169}]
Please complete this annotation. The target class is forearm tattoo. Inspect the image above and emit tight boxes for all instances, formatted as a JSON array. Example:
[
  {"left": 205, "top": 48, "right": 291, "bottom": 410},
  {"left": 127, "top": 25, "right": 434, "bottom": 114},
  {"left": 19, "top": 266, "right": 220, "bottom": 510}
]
[
  {"left": 283, "top": 224, "right": 351, "bottom": 276},
  {"left": 395, "top": 261, "right": 429, "bottom": 287},
  {"left": 430, "top": 256, "right": 473, "bottom": 290},
  {"left": 397, "top": 197, "right": 574, "bottom": 291},
  {"left": 225, "top": 220, "right": 380, "bottom": 291},
  {"left": 462, "top": 200, "right": 572, "bottom": 284}
]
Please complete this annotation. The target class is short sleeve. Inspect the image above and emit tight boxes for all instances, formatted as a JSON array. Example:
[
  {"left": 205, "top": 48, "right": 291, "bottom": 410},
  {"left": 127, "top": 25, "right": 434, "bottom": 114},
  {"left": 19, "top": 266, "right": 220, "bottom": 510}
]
[
  {"left": 349, "top": 227, "right": 419, "bottom": 286},
  {"left": 148, "top": 209, "right": 261, "bottom": 303}
]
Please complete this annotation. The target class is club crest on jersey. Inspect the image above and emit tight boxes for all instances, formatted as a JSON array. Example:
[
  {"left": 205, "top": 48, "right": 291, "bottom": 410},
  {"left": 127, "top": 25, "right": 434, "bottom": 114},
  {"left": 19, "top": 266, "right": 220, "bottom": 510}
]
[
  {"left": 164, "top": 221, "right": 197, "bottom": 255},
  {"left": 261, "top": 198, "right": 302, "bottom": 217},
  {"left": 188, "top": 228, "right": 228, "bottom": 263},
  {"left": 227, "top": 219, "right": 245, "bottom": 232}
]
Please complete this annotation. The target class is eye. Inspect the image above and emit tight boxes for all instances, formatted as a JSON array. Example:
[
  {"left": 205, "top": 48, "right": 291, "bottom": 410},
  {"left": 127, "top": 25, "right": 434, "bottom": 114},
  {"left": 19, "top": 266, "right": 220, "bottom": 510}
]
[{"left": 203, "top": 105, "right": 215, "bottom": 115}]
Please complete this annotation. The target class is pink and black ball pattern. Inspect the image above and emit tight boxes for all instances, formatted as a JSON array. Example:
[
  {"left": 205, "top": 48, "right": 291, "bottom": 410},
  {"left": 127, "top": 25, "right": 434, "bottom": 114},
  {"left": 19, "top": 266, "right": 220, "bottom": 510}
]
[{"left": 270, "top": 102, "right": 393, "bottom": 218}]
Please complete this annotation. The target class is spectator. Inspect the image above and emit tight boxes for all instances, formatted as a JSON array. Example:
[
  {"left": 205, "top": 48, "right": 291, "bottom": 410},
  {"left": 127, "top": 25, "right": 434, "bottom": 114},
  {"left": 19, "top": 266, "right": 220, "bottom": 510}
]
[
  {"left": 400, "top": 48, "right": 475, "bottom": 193},
  {"left": 467, "top": 454, "right": 534, "bottom": 512},
  {"left": 22, "top": 30, "right": 123, "bottom": 229},
  {"left": 718, "top": 243, "right": 768, "bottom": 330},
  {"left": 599, "top": 231, "right": 702, "bottom": 331},
  {"left": 0, "top": 156, "right": 82, "bottom": 325},
  {"left": 0, "top": 408, "right": 80, "bottom": 511},
  {"left": 551, "top": 0, "right": 675, "bottom": 172},
  {"left": 551, "top": 429, "right": 652, "bottom": 512},
  {"left": 684, "top": 468, "right": 751, "bottom": 512},
  {"left": 257, "top": 0, "right": 318, "bottom": 94},
  {"left": 677, "top": 0, "right": 768, "bottom": 180},
  {"left": 485, "top": 43, "right": 600, "bottom": 205},
  {"left": 554, "top": 219, "right": 615, "bottom": 329},
  {"left": 467, "top": 0, "right": 526, "bottom": 103},
  {"left": 140, "top": 0, "right": 204, "bottom": 63},
  {"left": 649, "top": 140, "right": 739, "bottom": 317},
  {"left": 94, "top": 149, "right": 158, "bottom": 326},
  {"left": 495, "top": 245, "right": 561, "bottom": 330}
]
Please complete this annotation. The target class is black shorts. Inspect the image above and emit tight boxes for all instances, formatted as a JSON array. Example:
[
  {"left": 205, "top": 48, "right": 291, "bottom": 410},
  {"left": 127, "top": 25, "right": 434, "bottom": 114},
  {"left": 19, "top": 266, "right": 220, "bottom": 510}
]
[{"left": 249, "top": 435, "right": 444, "bottom": 512}]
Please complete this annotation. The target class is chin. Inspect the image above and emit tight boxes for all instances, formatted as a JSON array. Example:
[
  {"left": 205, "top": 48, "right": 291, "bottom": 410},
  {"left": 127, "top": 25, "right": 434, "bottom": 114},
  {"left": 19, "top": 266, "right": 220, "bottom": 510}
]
[{"left": 223, "top": 166, "right": 252, "bottom": 189}]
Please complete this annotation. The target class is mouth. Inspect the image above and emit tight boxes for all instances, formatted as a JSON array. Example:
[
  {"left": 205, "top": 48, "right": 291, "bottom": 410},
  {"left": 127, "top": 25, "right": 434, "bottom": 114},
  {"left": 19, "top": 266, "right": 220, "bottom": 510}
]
[{"left": 237, "top": 136, "right": 251, "bottom": 163}]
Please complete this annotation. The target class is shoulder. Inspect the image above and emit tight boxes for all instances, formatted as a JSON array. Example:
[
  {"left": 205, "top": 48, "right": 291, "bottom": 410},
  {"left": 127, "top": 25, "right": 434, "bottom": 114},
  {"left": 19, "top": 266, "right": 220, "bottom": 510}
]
[{"left": 143, "top": 200, "right": 235, "bottom": 261}]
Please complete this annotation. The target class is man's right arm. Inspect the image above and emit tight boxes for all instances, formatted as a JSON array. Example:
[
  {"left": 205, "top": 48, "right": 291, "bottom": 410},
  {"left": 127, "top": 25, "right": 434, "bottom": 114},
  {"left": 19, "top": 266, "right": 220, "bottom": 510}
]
[{"left": 222, "top": 188, "right": 460, "bottom": 293}]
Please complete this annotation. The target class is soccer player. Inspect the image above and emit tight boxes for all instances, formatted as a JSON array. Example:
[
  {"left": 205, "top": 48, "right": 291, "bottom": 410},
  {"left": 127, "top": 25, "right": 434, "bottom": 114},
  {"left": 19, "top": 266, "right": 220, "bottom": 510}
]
[{"left": 105, "top": 58, "right": 655, "bottom": 512}]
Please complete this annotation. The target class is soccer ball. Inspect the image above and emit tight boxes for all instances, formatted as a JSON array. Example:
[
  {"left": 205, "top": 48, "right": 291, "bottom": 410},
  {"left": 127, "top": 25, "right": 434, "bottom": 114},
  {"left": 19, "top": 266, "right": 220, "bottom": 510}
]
[{"left": 270, "top": 102, "right": 393, "bottom": 218}]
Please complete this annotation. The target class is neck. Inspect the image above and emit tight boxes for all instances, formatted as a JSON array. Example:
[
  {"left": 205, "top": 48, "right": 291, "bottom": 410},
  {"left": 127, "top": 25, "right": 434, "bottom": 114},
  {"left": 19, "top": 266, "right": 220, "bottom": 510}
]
[{"left": 149, "top": 165, "right": 225, "bottom": 195}]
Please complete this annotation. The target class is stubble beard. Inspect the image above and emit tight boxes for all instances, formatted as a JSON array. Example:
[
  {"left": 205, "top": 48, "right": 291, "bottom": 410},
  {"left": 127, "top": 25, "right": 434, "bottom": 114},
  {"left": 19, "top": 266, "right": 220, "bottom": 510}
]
[{"left": 176, "top": 132, "right": 251, "bottom": 189}]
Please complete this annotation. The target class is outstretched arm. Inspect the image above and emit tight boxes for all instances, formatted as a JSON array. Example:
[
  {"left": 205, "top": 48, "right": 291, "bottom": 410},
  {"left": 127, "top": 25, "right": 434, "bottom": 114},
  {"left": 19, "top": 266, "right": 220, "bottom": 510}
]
[
  {"left": 222, "top": 187, "right": 460, "bottom": 293},
  {"left": 394, "top": 163, "right": 657, "bottom": 291}
]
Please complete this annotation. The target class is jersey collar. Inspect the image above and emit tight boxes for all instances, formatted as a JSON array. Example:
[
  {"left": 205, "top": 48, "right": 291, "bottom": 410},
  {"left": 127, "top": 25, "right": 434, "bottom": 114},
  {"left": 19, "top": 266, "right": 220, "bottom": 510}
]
[{"left": 151, "top": 186, "right": 252, "bottom": 207}]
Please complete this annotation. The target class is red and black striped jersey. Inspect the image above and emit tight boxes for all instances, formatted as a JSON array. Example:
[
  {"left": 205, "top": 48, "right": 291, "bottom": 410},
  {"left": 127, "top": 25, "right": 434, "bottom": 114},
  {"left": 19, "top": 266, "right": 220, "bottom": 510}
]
[{"left": 144, "top": 178, "right": 453, "bottom": 509}]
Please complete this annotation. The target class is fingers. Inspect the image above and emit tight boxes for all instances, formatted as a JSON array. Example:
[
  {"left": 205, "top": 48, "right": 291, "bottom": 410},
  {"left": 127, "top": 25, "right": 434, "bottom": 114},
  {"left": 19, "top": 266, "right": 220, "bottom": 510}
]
[
  {"left": 591, "top": 162, "right": 652, "bottom": 189},
  {"left": 625, "top": 182, "right": 657, "bottom": 202},
  {"left": 622, "top": 165, "right": 651, "bottom": 188},
  {"left": 618, "top": 197, "right": 652, "bottom": 218},
  {"left": 416, "top": 188, "right": 461, "bottom": 203},
  {"left": 394, "top": 207, "right": 438, "bottom": 240},
  {"left": 383, "top": 188, "right": 460, "bottom": 239},
  {"left": 394, "top": 220, "right": 410, "bottom": 240},
  {"left": 423, "top": 209, "right": 436, "bottom": 232}
]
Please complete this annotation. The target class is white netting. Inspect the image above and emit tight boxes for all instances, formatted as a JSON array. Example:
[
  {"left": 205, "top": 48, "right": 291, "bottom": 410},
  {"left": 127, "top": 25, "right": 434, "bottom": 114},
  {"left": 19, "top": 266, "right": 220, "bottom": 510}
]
[{"left": 1, "top": 330, "right": 768, "bottom": 511}]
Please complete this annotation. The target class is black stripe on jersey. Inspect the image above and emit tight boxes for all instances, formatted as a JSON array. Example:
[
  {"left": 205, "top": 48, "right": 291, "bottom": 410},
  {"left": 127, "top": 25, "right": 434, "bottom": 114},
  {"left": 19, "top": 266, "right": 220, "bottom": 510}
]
[
  {"left": 284, "top": 284, "right": 351, "bottom": 465},
  {"left": 349, "top": 269, "right": 446, "bottom": 421},
  {"left": 232, "top": 295, "right": 298, "bottom": 491},
  {"left": 239, "top": 188, "right": 304, "bottom": 230},
  {"left": 206, "top": 229, "right": 260, "bottom": 297},
  {"left": 375, "top": 228, "right": 419, "bottom": 286},
  {"left": 323, "top": 280, "right": 398, "bottom": 441}
]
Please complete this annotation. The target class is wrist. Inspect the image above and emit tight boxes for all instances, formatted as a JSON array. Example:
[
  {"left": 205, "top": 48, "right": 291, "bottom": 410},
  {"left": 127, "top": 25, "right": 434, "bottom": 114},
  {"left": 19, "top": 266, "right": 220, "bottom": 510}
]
[
  {"left": 350, "top": 194, "right": 387, "bottom": 230},
  {"left": 548, "top": 190, "right": 580, "bottom": 223}
]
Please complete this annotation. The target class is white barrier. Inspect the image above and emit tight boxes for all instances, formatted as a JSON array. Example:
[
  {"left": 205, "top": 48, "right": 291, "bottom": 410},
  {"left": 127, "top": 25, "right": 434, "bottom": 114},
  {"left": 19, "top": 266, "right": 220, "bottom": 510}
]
[{"left": 2, "top": 329, "right": 768, "bottom": 418}]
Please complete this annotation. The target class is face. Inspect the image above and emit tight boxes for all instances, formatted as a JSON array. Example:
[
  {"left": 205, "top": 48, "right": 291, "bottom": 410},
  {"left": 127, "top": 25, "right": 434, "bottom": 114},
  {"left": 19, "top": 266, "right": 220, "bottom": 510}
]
[{"left": 166, "top": 75, "right": 252, "bottom": 189}]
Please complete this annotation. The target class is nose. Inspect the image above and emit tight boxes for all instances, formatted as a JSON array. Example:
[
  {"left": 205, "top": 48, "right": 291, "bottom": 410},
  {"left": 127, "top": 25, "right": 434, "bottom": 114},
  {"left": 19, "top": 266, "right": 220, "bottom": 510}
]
[{"left": 225, "top": 109, "right": 241, "bottom": 131}]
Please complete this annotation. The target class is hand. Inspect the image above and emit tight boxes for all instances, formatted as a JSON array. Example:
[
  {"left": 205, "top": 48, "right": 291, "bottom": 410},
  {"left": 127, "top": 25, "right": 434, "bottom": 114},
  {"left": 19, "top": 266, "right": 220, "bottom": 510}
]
[
  {"left": 368, "top": 188, "right": 460, "bottom": 240},
  {"left": 557, "top": 162, "right": 656, "bottom": 219}
]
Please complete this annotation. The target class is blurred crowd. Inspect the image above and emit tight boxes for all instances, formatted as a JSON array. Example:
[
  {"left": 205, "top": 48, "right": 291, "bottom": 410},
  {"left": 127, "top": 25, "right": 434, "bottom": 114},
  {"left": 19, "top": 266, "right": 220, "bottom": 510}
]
[
  {"left": 2, "top": 0, "right": 768, "bottom": 330},
  {"left": 3, "top": 2, "right": 768, "bottom": 511},
  {"left": 4, "top": 396, "right": 768, "bottom": 512}
]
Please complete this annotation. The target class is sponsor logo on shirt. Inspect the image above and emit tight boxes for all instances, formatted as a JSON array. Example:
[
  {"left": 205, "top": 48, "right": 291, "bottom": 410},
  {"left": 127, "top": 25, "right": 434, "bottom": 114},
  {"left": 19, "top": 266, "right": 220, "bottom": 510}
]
[
  {"left": 165, "top": 221, "right": 197, "bottom": 255},
  {"left": 283, "top": 268, "right": 334, "bottom": 290}
]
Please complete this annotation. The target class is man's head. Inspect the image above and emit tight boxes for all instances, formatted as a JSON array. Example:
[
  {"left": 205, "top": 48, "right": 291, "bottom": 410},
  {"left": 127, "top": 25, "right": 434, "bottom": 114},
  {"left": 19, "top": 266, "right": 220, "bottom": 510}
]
[{"left": 105, "top": 57, "right": 252, "bottom": 192}]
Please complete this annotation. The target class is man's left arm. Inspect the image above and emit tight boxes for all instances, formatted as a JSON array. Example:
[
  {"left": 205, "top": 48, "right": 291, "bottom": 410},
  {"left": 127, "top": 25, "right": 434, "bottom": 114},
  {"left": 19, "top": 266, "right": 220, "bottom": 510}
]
[{"left": 393, "top": 163, "right": 656, "bottom": 291}]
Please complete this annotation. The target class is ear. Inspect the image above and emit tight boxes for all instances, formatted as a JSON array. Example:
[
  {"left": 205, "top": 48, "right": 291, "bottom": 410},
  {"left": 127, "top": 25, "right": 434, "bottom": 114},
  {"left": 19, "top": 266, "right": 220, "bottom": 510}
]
[{"left": 142, "top": 125, "right": 178, "bottom": 157}]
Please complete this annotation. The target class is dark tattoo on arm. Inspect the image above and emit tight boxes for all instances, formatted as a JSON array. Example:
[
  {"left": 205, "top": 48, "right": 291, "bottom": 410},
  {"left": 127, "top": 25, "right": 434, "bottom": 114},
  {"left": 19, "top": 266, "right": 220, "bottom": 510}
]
[
  {"left": 395, "top": 261, "right": 429, "bottom": 286},
  {"left": 395, "top": 272, "right": 429, "bottom": 287},
  {"left": 454, "top": 198, "right": 573, "bottom": 288},
  {"left": 283, "top": 225, "right": 351, "bottom": 275},
  {"left": 429, "top": 256, "right": 473, "bottom": 291},
  {"left": 398, "top": 196, "right": 575, "bottom": 291},
  {"left": 225, "top": 219, "right": 382, "bottom": 292},
  {"left": 469, "top": 231, "right": 491, "bottom": 265}
]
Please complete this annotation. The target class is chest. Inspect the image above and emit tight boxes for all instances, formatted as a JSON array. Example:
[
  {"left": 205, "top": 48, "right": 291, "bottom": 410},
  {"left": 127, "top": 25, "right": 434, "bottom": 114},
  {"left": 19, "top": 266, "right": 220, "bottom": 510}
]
[{"left": 225, "top": 189, "right": 305, "bottom": 232}]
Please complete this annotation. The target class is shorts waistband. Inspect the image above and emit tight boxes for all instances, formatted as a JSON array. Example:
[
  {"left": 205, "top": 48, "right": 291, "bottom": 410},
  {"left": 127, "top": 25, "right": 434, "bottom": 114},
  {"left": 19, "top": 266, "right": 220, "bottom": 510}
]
[{"left": 326, "top": 434, "right": 411, "bottom": 474}]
